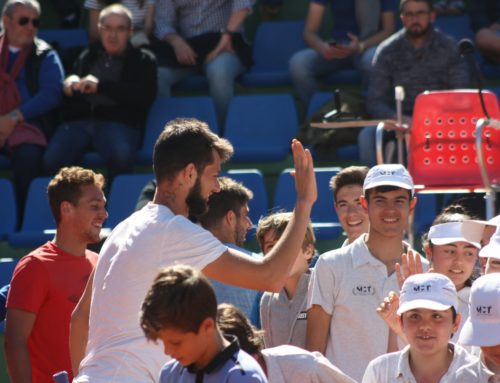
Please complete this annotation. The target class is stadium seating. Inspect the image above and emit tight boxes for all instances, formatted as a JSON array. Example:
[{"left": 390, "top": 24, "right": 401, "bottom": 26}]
[
  {"left": 136, "top": 96, "right": 219, "bottom": 165},
  {"left": 8, "top": 177, "right": 54, "bottom": 248},
  {"left": 0, "top": 179, "right": 17, "bottom": 240},
  {"left": 225, "top": 94, "right": 299, "bottom": 162},
  {"left": 272, "top": 167, "right": 343, "bottom": 240}
]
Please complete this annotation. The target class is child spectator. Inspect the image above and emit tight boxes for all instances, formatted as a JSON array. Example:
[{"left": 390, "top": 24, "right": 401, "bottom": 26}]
[
  {"left": 140, "top": 265, "right": 267, "bottom": 383},
  {"left": 458, "top": 274, "right": 500, "bottom": 380},
  {"left": 217, "top": 303, "right": 357, "bottom": 383},
  {"left": 478, "top": 224, "right": 500, "bottom": 274},
  {"left": 256, "top": 212, "right": 315, "bottom": 348},
  {"left": 363, "top": 273, "right": 489, "bottom": 382},
  {"left": 329, "top": 165, "right": 370, "bottom": 246}
]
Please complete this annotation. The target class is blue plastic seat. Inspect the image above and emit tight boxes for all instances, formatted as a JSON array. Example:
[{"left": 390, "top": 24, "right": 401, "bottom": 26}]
[
  {"left": 242, "top": 21, "right": 306, "bottom": 87},
  {"left": 413, "top": 193, "right": 439, "bottom": 239},
  {"left": 136, "top": 96, "right": 219, "bottom": 165},
  {"left": 225, "top": 94, "right": 298, "bottom": 162},
  {"left": 272, "top": 167, "right": 343, "bottom": 240},
  {"left": 38, "top": 28, "right": 89, "bottom": 50},
  {"left": 0, "top": 179, "right": 17, "bottom": 240},
  {"left": 0, "top": 258, "right": 18, "bottom": 287},
  {"left": 8, "top": 177, "right": 54, "bottom": 248},
  {"left": 434, "top": 14, "right": 474, "bottom": 41},
  {"left": 106, "top": 173, "right": 155, "bottom": 229}
]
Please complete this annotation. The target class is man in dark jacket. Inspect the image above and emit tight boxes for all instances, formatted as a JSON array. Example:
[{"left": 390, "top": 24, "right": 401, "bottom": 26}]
[{"left": 43, "top": 3, "right": 157, "bottom": 181}]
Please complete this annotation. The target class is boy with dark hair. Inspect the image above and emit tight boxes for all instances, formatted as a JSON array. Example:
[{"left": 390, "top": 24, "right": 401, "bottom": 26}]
[
  {"left": 217, "top": 303, "right": 357, "bottom": 383},
  {"left": 140, "top": 265, "right": 267, "bottom": 383},
  {"left": 363, "top": 273, "right": 489, "bottom": 382},
  {"left": 257, "top": 212, "right": 315, "bottom": 349},
  {"left": 329, "top": 165, "right": 369, "bottom": 245},
  {"left": 307, "top": 164, "right": 429, "bottom": 381}
]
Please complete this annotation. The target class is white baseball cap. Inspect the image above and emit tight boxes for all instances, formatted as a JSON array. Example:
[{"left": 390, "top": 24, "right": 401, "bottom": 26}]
[
  {"left": 363, "top": 164, "right": 414, "bottom": 195},
  {"left": 458, "top": 274, "right": 500, "bottom": 346},
  {"left": 427, "top": 222, "right": 481, "bottom": 249},
  {"left": 479, "top": 224, "right": 500, "bottom": 260},
  {"left": 466, "top": 215, "right": 500, "bottom": 228},
  {"left": 397, "top": 273, "right": 458, "bottom": 315}
]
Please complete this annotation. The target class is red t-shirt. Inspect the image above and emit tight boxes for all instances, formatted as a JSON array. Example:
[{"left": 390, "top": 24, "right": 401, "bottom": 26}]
[{"left": 7, "top": 242, "right": 97, "bottom": 383}]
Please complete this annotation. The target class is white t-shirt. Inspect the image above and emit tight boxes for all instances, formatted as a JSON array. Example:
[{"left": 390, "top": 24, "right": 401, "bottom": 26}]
[
  {"left": 75, "top": 203, "right": 227, "bottom": 383},
  {"left": 262, "top": 345, "right": 357, "bottom": 383},
  {"left": 362, "top": 343, "right": 493, "bottom": 383},
  {"left": 307, "top": 234, "right": 429, "bottom": 382},
  {"left": 455, "top": 286, "right": 470, "bottom": 343},
  {"left": 84, "top": 0, "right": 154, "bottom": 29}
]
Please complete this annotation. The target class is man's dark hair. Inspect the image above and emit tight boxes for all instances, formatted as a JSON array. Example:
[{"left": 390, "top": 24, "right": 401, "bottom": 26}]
[
  {"left": 364, "top": 185, "right": 413, "bottom": 202},
  {"left": 47, "top": 166, "right": 105, "bottom": 225},
  {"left": 399, "top": 0, "right": 433, "bottom": 13},
  {"left": 153, "top": 118, "right": 233, "bottom": 184},
  {"left": 330, "top": 166, "right": 369, "bottom": 202},
  {"left": 140, "top": 265, "right": 217, "bottom": 341},
  {"left": 198, "top": 177, "right": 253, "bottom": 230}
]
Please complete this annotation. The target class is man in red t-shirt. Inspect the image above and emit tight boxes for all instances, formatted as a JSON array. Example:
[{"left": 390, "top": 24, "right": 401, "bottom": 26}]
[{"left": 5, "top": 166, "right": 108, "bottom": 383}]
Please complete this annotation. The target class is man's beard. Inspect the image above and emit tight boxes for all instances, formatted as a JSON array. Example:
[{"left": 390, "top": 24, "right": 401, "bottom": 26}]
[
  {"left": 186, "top": 179, "right": 208, "bottom": 218},
  {"left": 406, "top": 23, "right": 432, "bottom": 38}
]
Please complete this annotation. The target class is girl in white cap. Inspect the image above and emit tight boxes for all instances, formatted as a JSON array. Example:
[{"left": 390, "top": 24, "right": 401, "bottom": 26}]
[
  {"left": 458, "top": 274, "right": 500, "bottom": 381},
  {"left": 363, "top": 273, "right": 490, "bottom": 383}
]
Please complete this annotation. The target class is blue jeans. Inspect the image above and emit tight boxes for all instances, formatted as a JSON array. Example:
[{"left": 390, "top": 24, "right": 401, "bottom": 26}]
[
  {"left": 157, "top": 52, "right": 245, "bottom": 130},
  {"left": 358, "top": 125, "right": 377, "bottom": 167},
  {"left": 43, "top": 120, "right": 139, "bottom": 179},
  {"left": 289, "top": 47, "right": 376, "bottom": 107}
]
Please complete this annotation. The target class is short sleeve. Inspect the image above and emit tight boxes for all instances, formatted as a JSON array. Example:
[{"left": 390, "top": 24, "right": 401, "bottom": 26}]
[
  {"left": 307, "top": 254, "right": 337, "bottom": 315},
  {"left": 7, "top": 256, "right": 49, "bottom": 314},
  {"left": 361, "top": 360, "right": 379, "bottom": 383}
]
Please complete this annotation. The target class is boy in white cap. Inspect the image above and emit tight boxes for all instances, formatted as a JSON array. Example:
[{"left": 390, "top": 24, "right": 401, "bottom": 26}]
[
  {"left": 307, "top": 164, "right": 429, "bottom": 382},
  {"left": 459, "top": 273, "right": 500, "bottom": 380},
  {"left": 477, "top": 225, "right": 500, "bottom": 275},
  {"left": 363, "top": 273, "right": 489, "bottom": 383}
]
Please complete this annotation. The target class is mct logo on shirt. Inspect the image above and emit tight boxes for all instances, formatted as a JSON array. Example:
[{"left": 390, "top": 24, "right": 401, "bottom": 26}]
[
  {"left": 476, "top": 305, "right": 493, "bottom": 315},
  {"left": 297, "top": 311, "right": 307, "bottom": 320},
  {"left": 352, "top": 285, "right": 375, "bottom": 295}
]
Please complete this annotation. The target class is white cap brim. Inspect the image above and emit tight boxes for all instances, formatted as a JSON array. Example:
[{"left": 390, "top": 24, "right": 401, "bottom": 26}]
[
  {"left": 397, "top": 300, "right": 453, "bottom": 315},
  {"left": 479, "top": 242, "right": 500, "bottom": 259},
  {"left": 364, "top": 180, "right": 413, "bottom": 192},
  {"left": 458, "top": 318, "right": 500, "bottom": 346},
  {"left": 430, "top": 236, "right": 481, "bottom": 249}
]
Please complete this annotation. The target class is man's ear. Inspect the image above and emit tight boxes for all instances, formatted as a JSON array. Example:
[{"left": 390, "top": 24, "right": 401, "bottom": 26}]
[
  {"left": 303, "top": 244, "right": 315, "bottom": 261},
  {"left": 360, "top": 195, "right": 368, "bottom": 210},
  {"left": 60, "top": 201, "right": 73, "bottom": 217},
  {"left": 409, "top": 196, "right": 417, "bottom": 212},
  {"left": 181, "top": 163, "right": 197, "bottom": 187},
  {"left": 225, "top": 210, "right": 236, "bottom": 226},
  {"left": 424, "top": 244, "right": 433, "bottom": 262}
]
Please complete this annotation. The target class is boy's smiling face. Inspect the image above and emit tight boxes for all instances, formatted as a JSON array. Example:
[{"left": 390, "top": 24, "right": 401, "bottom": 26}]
[{"left": 400, "top": 308, "right": 460, "bottom": 356}]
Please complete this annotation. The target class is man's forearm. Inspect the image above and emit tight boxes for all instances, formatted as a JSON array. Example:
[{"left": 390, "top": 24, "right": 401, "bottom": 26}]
[
  {"left": 4, "top": 340, "right": 32, "bottom": 383},
  {"left": 69, "top": 312, "right": 89, "bottom": 375},
  {"left": 225, "top": 7, "right": 251, "bottom": 32}
]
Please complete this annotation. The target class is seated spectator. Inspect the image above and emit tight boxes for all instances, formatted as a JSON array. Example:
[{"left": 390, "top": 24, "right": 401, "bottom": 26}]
[
  {"left": 459, "top": 274, "right": 500, "bottom": 380},
  {"left": 469, "top": 0, "right": 500, "bottom": 64},
  {"left": 358, "top": 0, "right": 469, "bottom": 166},
  {"left": 198, "top": 176, "right": 261, "bottom": 325},
  {"left": 43, "top": 4, "right": 157, "bottom": 181},
  {"left": 51, "top": 0, "right": 81, "bottom": 28},
  {"left": 5, "top": 166, "right": 106, "bottom": 382},
  {"left": 363, "top": 273, "right": 489, "bottom": 382},
  {"left": 140, "top": 265, "right": 267, "bottom": 383},
  {"left": 329, "top": 165, "right": 369, "bottom": 246},
  {"left": 0, "top": 0, "right": 64, "bottom": 219},
  {"left": 257, "top": 212, "right": 315, "bottom": 349},
  {"left": 217, "top": 303, "right": 357, "bottom": 383},
  {"left": 289, "top": 0, "right": 398, "bottom": 108},
  {"left": 152, "top": 0, "right": 254, "bottom": 129},
  {"left": 85, "top": 0, "right": 155, "bottom": 47}
]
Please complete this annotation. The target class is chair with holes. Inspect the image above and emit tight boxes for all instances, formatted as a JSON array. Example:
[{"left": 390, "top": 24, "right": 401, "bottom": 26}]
[
  {"left": 272, "top": 167, "right": 343, "bottom": 240},
  {"left": 377, "top": 90, "right": 500, "bottom": 223}
]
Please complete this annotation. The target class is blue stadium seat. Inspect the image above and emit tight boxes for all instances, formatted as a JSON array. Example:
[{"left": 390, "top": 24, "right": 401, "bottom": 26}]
[
  {"left": 0, "top": 258, "right": 18, "bottom": 287},
  {"left": 8, "top": 177, "right": 54, "bottom": 248},
  {"left": 324, "top": 69, "right": 362, "bottom": 86},
  {"left": 434, "top": 14, "right": 474, "bottom": 41},
  {"left": 38, "top": 28, "right": 89, "bottom": 50},
  {"left": 106, "top": 173, "right": 155, "bottom": 229},
  {"left": 225, "top": 94, "right": 298, "bottom": 162},
  {"left": 137, "top": 96, "right": 219, "bottom": 165},
  {"left": 0, "top": 179, "right": 17, "bottom": 240},
  {"left": 242, "top": 21, "right": 306, "bottom": 87},
  {"left": 272, "top": 167, "right": 343, "bottom": 240},
  {"left": 413, "top": 193, "right": 439, "bottom": 239},
  {"left": 221, "top": 169, "right": 269, "bottom": 226}
]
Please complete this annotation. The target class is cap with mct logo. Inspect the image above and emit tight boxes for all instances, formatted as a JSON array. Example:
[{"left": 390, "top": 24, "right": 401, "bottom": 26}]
[
  {"left": 397, "top": 273, "right": 458, "bottom": 315},
  {"left": 363, "top": 164, "right": 414, "bottom": 196},
  {"left": 458, "top": 274, "right": 500, "bottom": 346}
]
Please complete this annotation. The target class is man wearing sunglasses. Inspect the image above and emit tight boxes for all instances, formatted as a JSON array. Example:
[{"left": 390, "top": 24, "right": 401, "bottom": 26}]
[{"left": 0, "top": 0, "right": 64, "bottom": 220}]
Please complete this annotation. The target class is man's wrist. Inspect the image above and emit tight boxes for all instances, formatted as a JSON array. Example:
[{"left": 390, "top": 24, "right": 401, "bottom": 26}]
[{"left": 220, "top": 27, "right": 234, "bottom": 36}]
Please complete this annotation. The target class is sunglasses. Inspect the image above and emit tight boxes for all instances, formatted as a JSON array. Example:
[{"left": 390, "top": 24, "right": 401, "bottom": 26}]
[{"left": 17, "top": 16, "right": 40, "bottom": 28}]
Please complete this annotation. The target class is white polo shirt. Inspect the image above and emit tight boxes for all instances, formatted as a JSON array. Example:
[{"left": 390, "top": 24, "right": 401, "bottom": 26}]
[
  {"left": 362, "top": 343, "right": 493, "bottom": 382},
  {"left": 307, "top": 234, "right": 429, "bottom": 382}
]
